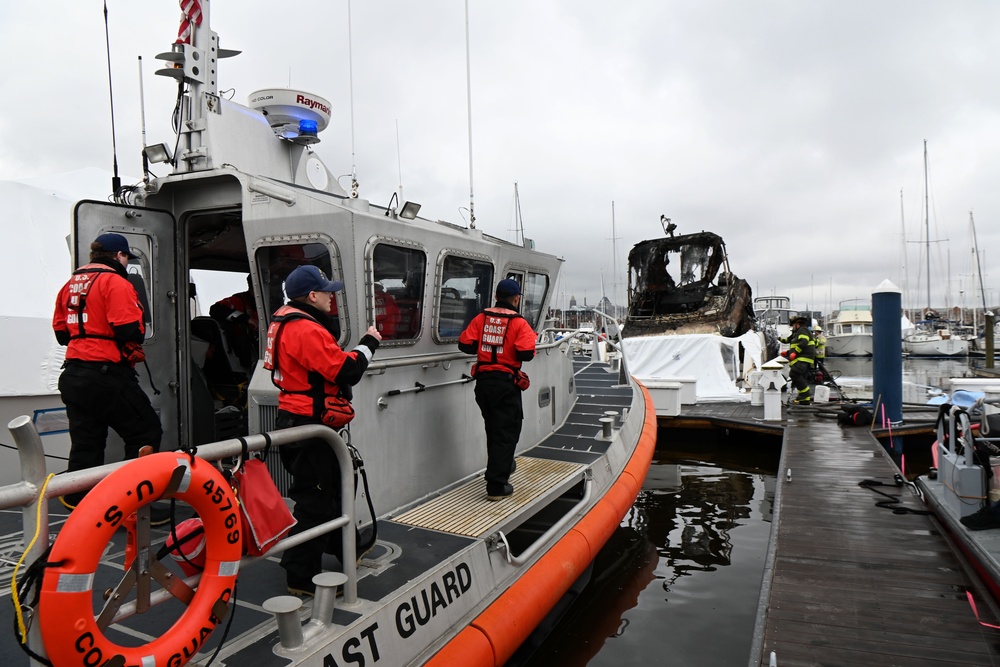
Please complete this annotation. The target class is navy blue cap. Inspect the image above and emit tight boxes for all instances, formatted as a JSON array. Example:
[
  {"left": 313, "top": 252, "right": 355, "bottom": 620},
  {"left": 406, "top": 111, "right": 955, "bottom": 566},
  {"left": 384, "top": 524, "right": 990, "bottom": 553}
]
[
  {"left": 496, "top": 278, "right": 522, "bottom": 297},
  {"left": 285, "top": 265, "right": 345, "bottom": 299},
  {"left": 94, "top": 233, "right": 138, "bottom": 259}
]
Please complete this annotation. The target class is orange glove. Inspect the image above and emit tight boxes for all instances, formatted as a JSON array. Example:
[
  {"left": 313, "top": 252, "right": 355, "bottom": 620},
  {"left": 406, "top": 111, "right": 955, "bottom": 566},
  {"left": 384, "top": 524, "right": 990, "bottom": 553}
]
[{"left": 788, "top": 352, "right": 797, "bottom": 361}]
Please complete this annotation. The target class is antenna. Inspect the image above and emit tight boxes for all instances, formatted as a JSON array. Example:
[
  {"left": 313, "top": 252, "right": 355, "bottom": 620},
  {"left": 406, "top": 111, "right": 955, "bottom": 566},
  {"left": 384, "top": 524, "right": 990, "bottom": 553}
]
[
  {"left": 510, "top": 182, "right": 524, "bottom": 246},
  {"left": 396, "top": 119, "right": 404, "bottom": 203},
  {"left": 138, "top": 56, "right": 149, "bottom": 180},
  {"left": 609, "top": 201, "right": 622, "bottom": 316},
  {"left": 464, "top": 0, "right": 476, "bottom": 228},
  {"left": 347, "top": 0, "right": 359, "bottom": 197},
  {"left": 102, "top": 1, "right": 121, "bottom": 199}
]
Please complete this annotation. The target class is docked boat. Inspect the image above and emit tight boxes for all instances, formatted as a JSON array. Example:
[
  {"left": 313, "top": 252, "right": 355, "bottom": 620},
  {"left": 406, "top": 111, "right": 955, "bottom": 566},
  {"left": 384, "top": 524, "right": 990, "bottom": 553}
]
[
  {"left": 917, "top": 399, "right": 1000, "bottom": 602},
  {"left": 825, "top": 299, "right": 874, "bottom": 357},
  {"left": 753, "top": 295, "right": 794, "bottom": 340},
  {"left": 622, "top": 229, "right": 755, "bottom": 339},
  {"left": 621, "top": 225, "right": 764, "bottom": 402},
  {"left": 0, "top": 5, "right": 655, "bottom": 666},
  {"left": 904, "top": 319, "right": 970, "bottom": 357}
]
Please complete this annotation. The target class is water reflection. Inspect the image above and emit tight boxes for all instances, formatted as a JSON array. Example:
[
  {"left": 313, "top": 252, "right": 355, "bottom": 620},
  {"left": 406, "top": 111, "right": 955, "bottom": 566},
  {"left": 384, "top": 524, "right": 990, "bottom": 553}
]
[
  {"left": 520, "top": 438, "right": 779, "bottom": 666},
  {"left": 825, "top": 356, "right": 974, "bottom": 403}
]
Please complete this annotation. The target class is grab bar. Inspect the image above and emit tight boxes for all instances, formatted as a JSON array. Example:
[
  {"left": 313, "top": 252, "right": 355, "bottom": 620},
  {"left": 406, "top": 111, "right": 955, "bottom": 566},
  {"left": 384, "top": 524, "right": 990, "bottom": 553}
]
[{"left": 493, "top": 471, "right": 593, "bottom": 567}]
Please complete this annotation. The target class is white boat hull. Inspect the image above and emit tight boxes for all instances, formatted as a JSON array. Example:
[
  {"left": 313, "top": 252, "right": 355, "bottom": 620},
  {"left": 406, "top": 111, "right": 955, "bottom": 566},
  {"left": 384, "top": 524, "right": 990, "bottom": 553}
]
[
  {"left": 825, "top": 333, "right": 873, "bottom": 357},
  {"left": 903, "top": 336, "right": 969, "bottom": 357}
]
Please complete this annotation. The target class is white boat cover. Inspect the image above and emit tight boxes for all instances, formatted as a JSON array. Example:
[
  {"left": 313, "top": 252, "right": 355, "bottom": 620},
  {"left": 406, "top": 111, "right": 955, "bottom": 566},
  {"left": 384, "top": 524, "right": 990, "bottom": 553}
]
[
  {"left": 623, "top": 331, "right": 763, "bottom": 402},
  {"left": 0, "top": 168, "right": 117, "bottom": 397}
]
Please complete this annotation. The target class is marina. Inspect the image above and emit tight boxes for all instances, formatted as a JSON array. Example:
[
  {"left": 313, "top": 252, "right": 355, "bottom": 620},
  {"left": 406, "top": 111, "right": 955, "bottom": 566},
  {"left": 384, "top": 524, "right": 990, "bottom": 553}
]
[{"left": 3, "top": 2, "right": 1000, "bottom": 666}]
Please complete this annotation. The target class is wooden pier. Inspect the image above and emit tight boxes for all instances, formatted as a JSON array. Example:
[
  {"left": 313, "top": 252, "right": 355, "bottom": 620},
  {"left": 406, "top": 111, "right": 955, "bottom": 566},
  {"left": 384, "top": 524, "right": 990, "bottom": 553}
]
[{"left": 660, "top": 401, "right": 1000, "bottom": 666}]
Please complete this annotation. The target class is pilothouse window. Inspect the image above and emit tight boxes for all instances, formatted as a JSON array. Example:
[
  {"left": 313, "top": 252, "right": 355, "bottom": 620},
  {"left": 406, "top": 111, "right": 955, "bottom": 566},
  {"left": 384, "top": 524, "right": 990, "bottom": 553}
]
[
  {"left": 521, "top": 272, "right": 548, "bottom": 329},
  {"left": 256, "top": 243, "right": 343, "bottom": 342},
  {"left": 437, "top": 256, "right": 493, "bottom": 339},
  {"left": 371, "top": 244, "right": 425, "bottom": 342}
]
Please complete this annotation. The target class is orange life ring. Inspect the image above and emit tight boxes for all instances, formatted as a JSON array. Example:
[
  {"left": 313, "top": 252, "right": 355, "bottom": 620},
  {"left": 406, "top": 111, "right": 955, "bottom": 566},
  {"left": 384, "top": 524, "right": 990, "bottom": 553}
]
[{"left": 39, "top": 452, "right": 243, "bottom": 667}]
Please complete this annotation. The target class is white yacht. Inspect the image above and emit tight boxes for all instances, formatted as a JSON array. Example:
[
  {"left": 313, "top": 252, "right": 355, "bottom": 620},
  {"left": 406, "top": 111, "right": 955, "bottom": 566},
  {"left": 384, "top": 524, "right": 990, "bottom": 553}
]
[{"left": 825, "top": 299, "right": 873, "bottom": 357}]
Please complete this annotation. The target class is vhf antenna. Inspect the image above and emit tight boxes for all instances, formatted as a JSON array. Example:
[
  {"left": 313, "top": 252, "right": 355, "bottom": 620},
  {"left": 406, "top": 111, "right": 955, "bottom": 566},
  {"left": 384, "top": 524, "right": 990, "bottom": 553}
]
[{"left": 102, "top": 1, "right": 121, "bottom": 200}]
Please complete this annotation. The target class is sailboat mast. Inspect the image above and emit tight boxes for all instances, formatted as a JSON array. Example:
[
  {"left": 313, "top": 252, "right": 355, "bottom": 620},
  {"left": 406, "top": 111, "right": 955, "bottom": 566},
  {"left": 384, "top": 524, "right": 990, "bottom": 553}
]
[
  {"left": 923, "top": 140, "right": 931, "bottom": 312},
  {"left": 971, "top": 211, "right": 988, "bottom": 313}
]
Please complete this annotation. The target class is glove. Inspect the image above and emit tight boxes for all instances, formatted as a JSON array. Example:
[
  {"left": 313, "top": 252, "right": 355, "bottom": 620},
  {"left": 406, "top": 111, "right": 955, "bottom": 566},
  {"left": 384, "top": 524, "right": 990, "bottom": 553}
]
[
  {"left": 788, "top": 352, "right": 797, "bottom": 361},
  {"left": 779, "top": 350, "right": 789, "bottom": 358},
  {"left": 121, "top": 341, "right": 146, "bottom": 368}
]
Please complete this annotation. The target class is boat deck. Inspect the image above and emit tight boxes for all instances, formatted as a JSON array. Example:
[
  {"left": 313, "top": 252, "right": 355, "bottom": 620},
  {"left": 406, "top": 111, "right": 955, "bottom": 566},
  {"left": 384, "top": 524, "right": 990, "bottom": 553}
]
[
  {"left": 660, "top": 399, "right": 1000, "bottom": 666},
  {"left": 0, "top": 357, "right": 633, "bottom": 666}
]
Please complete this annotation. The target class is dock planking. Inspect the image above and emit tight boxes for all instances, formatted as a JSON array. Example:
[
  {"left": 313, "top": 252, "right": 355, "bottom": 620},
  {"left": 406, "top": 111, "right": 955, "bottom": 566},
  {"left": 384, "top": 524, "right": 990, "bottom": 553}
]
[{"left": 662, "top": 400, "right": 1000, "bottom": 665}]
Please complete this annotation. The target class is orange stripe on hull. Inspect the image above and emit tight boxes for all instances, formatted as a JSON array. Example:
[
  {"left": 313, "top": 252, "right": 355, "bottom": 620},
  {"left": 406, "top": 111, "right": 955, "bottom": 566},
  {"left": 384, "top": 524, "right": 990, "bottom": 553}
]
[{"left": 427, "top": 382, "right": 657, "bottom": 667}]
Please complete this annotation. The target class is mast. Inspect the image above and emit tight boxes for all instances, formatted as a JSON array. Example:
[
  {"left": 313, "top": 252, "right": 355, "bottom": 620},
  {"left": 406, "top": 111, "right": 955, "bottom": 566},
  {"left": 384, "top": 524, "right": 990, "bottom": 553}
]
[
  {"left": 923, "top": 140, "right": 930, "bottom": 312},
  {"left": 971, "top": 210, "right": 988, "bottom": 313}
]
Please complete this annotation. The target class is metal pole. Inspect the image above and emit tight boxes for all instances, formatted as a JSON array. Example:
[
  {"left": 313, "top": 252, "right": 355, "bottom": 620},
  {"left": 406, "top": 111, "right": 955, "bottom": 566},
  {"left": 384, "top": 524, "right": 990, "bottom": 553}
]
[
  {"left": 872, "top": 281, "right": 904, "bottom": 462},
  {"left": 987, "top": 311, "right": 995, "bottom": 369}
]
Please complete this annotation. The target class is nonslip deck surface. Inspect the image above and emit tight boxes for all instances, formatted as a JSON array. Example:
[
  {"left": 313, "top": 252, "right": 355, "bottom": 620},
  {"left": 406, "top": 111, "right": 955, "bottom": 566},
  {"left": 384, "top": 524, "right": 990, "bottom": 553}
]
[
  {"left": 393, "top": 456, "right": 584, "bottom": 536},
  {"left": 756, "top": 412, "right": 1000, "bottom": 666}
]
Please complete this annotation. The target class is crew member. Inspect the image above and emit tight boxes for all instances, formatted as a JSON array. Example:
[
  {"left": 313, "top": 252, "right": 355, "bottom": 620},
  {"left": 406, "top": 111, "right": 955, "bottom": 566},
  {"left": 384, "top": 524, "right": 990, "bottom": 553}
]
[
  {"left": 209, "top": 274, "right": 259, "bottom": 370},
  {"left": 52, "top": 233, "right": 163, "bottom": 508},
  {"left": 780, "top": 315, "right": 816, "bottom": 405},
  {"left": 459, "top": 278, "right": 536, "bottom": 500},
  {"left": 265, "top": 264, "right": 381, "bottom": 595}
]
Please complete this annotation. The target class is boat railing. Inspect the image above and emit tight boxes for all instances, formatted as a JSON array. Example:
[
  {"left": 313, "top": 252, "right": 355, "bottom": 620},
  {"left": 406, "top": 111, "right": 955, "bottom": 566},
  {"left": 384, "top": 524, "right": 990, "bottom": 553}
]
[
  {"left": 936, "top": 404, "right": 978, "bottom": 467},
  {"left": 492, "top": 469, "right": 594, "bottom": 566},
  {"left": 1, "top": 417, "right": 362, "bottom": 654}
]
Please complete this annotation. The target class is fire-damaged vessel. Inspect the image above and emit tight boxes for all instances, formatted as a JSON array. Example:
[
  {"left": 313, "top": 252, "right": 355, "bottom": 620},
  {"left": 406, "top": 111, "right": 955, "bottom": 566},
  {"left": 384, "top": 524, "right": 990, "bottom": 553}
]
[{"left": 623, "top": 228, "right": 755, "bottom": 339}]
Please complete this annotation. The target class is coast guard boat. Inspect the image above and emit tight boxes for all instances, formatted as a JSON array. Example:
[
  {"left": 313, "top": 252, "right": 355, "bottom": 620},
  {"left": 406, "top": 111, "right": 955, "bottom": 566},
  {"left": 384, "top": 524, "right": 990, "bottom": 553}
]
[{"left": 0, "top": 3, "right": 654, "bottom": 666}]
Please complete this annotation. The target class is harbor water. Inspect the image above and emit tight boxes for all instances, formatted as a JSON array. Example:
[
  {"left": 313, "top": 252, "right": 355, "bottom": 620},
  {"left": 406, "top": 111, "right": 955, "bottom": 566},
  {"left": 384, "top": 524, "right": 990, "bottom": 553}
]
[{"left": 520, "top": 357, "right": 977, "bottom": 666}]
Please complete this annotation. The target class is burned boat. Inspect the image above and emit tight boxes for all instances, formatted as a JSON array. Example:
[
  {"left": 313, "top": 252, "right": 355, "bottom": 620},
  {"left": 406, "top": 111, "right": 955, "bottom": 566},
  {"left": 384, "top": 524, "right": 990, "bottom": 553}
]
[
  {"left": 620, "top": 226, "right": 764, "bottom": 403},
  {"left": 622, "top": 230, "right": 755, "bottom": 339}
]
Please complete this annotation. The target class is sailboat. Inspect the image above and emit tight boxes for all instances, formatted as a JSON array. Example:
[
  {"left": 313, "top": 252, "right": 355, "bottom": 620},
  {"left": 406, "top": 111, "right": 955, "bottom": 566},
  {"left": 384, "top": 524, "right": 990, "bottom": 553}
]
[{"left": 903, "top": 141, "right": 969, "bottom": 357}]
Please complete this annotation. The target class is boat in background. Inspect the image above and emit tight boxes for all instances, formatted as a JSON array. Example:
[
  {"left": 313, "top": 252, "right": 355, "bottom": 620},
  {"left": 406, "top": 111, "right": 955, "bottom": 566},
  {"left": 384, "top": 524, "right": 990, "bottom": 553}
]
[
  {"left": 825, "top": 299, "right": 874, "bottom": 357},
  {"left": 753, "top": 295, "right": 794, "bottom": 341},
  {"left": 904, "top": 315, "right": 970, "bottom": 357}
]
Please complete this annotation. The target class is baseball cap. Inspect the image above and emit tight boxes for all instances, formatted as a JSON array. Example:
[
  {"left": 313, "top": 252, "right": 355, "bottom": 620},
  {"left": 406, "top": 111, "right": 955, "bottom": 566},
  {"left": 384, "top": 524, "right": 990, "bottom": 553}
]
[
  {"left": 94, "top": 233, "right": 138, "bottom": 259},
  {"left": 496, "top": 278, "right": 522, "bottom": 297},
  {"left": 285, "top": 265, "right": 345, "bottom": 299}
]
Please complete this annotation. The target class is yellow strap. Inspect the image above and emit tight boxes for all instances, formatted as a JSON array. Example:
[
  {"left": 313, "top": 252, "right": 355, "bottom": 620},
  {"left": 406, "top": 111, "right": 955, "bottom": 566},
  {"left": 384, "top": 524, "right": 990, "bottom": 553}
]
[{"left": 11, "top": 473, "right": 56, "bottom": 644}]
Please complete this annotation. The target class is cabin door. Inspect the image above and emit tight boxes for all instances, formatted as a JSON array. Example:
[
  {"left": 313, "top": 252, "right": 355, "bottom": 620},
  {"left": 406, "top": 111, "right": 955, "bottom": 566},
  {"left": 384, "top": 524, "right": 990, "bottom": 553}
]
[{"left": 73, "top": 201, "right": 182, "bottom": 453}]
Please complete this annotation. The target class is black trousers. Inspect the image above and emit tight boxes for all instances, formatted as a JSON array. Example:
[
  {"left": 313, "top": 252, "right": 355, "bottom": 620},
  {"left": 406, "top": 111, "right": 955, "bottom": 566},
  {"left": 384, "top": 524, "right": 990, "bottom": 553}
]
[
  {"left": 473, "top": 371, "right": 523, "bottom": 491},
  {"left": 789, "top": 362, "right": 814, "bottom": 401},
  {"left": 276, "top": 411, "right": 356, "bottom": 585},
  {"left": 58, "top": 361, "right": 162, "bottom": 506}
]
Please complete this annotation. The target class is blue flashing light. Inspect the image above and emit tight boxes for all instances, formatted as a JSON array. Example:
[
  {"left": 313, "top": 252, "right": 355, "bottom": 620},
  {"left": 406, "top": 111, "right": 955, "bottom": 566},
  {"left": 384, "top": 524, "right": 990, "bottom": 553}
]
[{"left": 299, "top": 119, "right": 318, "bottom": 135}]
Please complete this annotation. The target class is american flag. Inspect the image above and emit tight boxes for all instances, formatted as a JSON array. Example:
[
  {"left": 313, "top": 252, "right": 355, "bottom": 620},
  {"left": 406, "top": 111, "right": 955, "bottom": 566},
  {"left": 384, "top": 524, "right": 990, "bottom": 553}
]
[{"left": 176, "top": 0, "right": 203, "bottom": 44}]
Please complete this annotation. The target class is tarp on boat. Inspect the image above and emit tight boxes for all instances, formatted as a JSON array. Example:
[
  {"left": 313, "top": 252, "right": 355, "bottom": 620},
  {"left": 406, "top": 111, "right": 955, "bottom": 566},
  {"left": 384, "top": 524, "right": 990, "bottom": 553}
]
[
  {"left": 623, "top": 331, "right": 764, "bottom": 402},
  {"left": 0, "top": 168, "right": 117, "bottom": 396}
]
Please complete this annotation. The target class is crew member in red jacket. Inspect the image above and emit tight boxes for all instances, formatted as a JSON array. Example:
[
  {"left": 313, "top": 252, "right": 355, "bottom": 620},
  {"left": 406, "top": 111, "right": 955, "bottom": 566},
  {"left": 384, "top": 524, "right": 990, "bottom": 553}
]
[
  {"left": 52, "top": 233, "right": 162, "bottom": 508},
  {"left": 209, "top": 274, "right": 259, "bottom": 371},
  {"left": 264, "top": 264, "right": 381, "bottom": 595},
  {"left": 459, "top": 278, "right": 536, "bottom": 500}
]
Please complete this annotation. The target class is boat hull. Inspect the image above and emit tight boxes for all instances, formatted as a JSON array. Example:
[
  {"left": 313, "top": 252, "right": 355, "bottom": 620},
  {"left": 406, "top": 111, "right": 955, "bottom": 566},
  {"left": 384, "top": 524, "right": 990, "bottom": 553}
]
[
  {"left": 903, "top": 336, "right": 969, "bottom": 357},
  {"left": 825, "top": 333, "right": 873, "bottom": 357}
]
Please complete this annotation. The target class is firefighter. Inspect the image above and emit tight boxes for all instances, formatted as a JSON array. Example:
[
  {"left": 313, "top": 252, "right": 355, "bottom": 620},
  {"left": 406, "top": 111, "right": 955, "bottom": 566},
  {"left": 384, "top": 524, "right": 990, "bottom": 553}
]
[
  {"left": 264, "top": 264, "right": 381, "bottom": 595},
  {"left": 780, "top": 315, "right": 816, "bottom": 405},
  {"left": 52, "top": 233, "right": 163, "bottom": 509},
  {"left": 459, "top": 279, "right": 537, "bottom": 500},
  {"left": 812, "top": 324, "right": 830, "bottom": 382}
]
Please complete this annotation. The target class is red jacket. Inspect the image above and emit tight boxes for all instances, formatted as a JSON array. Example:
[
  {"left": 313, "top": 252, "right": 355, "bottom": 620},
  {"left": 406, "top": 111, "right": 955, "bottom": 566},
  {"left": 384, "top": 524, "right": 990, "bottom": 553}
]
[
  {"left": 52, "top": 260, "right": 145, "bottom": 363},
  {"left": 264, "top": 303, "right": 378, "bottom": 417},
  {"left": 459, "top": 305, "right": 536, "bottom": 375}
]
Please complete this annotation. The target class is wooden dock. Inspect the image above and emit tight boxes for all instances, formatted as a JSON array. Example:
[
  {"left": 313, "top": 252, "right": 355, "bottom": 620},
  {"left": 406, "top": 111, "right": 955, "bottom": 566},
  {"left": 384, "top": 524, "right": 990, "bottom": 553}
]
[{"left": 661, "top": 401, "right": 1000, "bottom": 666}]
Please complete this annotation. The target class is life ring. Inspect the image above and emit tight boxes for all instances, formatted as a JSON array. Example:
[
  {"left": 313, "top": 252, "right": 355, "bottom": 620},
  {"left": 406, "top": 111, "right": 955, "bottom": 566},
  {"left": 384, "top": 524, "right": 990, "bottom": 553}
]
[{"left": 39, "top": 452, "right": 243, "bottom": 667}]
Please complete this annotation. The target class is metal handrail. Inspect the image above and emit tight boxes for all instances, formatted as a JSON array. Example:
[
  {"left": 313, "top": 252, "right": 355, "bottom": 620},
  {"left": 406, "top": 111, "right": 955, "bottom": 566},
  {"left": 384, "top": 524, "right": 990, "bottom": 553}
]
[
  {"left": 3, "top": 417, "right": 362, "bottom": 661},
  {"left": 494, "top": 472, "right": 594, "bottom": 567}
]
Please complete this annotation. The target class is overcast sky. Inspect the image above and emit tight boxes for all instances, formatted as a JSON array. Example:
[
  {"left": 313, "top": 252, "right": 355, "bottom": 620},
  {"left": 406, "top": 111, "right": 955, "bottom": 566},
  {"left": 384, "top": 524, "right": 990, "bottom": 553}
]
[{"left": 3, "top": 1, "right": 998, "bottom": 317}]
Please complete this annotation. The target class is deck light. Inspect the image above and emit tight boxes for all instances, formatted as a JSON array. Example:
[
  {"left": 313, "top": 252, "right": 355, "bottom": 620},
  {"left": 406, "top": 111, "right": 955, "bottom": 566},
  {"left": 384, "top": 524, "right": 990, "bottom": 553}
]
[
  {"left": 142, "top": 143, "right": 172, "bottom": 164},
  {"left": 399, "top": 201, "right": 421, "bottom": 220}
]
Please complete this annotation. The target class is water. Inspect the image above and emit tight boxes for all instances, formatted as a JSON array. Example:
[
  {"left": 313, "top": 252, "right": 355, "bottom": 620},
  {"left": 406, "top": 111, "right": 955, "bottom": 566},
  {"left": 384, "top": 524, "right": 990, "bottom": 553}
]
[
  {"left": 521, "top": 357, "right": 975, "bottom": 666},
  {"left": 522, "top": 433, "right": 781, "bottom": 666}
]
